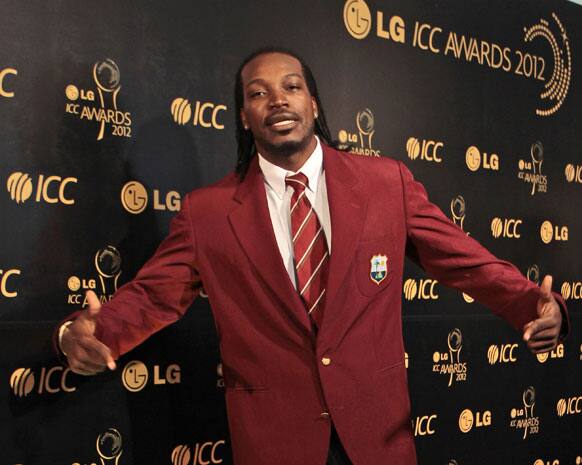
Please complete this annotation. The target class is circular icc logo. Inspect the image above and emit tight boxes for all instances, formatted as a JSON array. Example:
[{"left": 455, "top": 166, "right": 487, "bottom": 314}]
[
  {"left": 6, "top": 172, "right": 33, "bottom": 204},
  {"left": 458, "top": 409, "right": 474, "bottom": 433},
  {"left": 10, "top": 368, "right": 35, "bottom": 397},
  {"left": 65, "top": 84, "right": 79, "bottom": 101},
  {"left": 406, "top": 137, "right": 421, "bottom": 160},
  {"left": 556, "top": 398, "right": 567, "bottom": 417},
  {"left": 534, "top": 460, "right": 544, "bottom": 465},
  {"left": 565, "top": 164, "right": 575, "bottom": 182},
  {"left": 122, "top": 360, "right": 149, "bottom": 392},
  {"left": 491, "top": 218, "right": 503, "bottom": 238},
  {"left": 67, "top": 276, "right": 81, "bottom": 292},
  {"left": 465, "top": 146, "right": 481, "bottom": 172},
  {"left": 121, "top": 181, "right": 148, "bottom": 214},
  {"left": 172, "top": 445, "right": 192, "bottom": 465},
  {"left": 343, "top": 0, "right": 372, "bottom": 40},
  {"left": 487, "top": 345, "right": 500, "bottom": 365},
  {"left": 171, "top": 98, "right": 193, "bottom": 125},
  {"left": 97, "top": 428, "right": 123, "bottom": 460},
  {"left": 561, "top": 282, "right": 571, "bottom": 300},
  {"left": 403, "top": 279, "right": 417, "bottom": 300},
  {"left": 462, "top": 293, "right": 474, "bottom": 303},
  {"left": 540, "top": 220, "right": 553, "bottom": 244}
]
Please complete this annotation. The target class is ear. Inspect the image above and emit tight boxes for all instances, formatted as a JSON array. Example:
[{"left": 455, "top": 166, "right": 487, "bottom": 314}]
[
  {"left": 312, "top": 97, "right": 318, "bottom": 119},
  {"left": 240, "top": 109, "right": 249, "bottom": 130}
]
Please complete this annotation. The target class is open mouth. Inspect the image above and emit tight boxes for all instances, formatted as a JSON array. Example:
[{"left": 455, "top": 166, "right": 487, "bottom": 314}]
[{"left": 266, "top": 112, "right": 299, "bottom": 131}]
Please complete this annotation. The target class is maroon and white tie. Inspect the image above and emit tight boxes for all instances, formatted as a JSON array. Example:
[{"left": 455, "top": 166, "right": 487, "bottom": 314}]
[{"left": 285, "top": 172, "right": 329, "bottom": 328}]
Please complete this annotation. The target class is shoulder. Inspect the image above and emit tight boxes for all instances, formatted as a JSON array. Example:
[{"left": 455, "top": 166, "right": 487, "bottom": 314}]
[
  {"left": 182, "top": 171, "right": 239, "bottom": 209},
  {"left": 323, "top": 144, "right": 404, "bottom": 181}
]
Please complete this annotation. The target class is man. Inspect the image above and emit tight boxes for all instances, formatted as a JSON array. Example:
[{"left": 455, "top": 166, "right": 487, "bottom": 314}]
[{"left": 57, "top": 48, "right": 567, "bottom": 465}]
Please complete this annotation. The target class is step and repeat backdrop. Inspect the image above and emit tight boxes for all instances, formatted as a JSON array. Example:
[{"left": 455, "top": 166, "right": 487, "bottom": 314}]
[{"left": 1, "top": 1, "right": 581, "bottom": 464}]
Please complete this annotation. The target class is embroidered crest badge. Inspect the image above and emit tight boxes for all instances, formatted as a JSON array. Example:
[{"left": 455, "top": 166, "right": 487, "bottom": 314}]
[{"left": 370, "top": 254, "right": 388, "bottom": 285}]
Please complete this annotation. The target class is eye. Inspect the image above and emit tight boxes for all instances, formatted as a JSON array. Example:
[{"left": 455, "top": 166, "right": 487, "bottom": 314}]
[{"left": 249, "top": 90, "right": 266, "bottom": 98}]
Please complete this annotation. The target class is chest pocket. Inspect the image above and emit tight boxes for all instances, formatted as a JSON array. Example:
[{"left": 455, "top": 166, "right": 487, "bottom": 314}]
[{"left": 355, "top": 236, "right": 394, "bottom": 296}]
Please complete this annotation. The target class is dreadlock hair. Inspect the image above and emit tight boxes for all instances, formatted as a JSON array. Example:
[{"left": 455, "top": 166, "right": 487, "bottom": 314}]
[{"left": 234, "top": 47, "right": 337, "bottom": 180}]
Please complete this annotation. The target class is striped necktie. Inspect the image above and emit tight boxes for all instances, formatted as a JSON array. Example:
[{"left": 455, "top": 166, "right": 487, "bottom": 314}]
[{"left": 285, "top": 172, "right": 329, "bottom": 328}]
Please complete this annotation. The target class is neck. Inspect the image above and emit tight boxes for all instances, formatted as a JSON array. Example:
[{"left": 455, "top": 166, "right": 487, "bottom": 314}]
[{"left": 257, "top": 136, "right": 317, "bottom": 172}]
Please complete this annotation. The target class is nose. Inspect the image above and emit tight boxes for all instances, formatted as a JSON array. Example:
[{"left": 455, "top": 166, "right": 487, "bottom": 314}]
[{"left": 269, "top": 89, "right": 288, "bottom": 109}]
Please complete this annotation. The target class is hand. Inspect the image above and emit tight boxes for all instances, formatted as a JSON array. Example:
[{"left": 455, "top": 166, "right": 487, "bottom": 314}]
[
  {"left": 523, "top": 275, "right": 562, "bottom": 354},
  {"left": 61, "top": 290, "right": 116, "bottom": 375}
]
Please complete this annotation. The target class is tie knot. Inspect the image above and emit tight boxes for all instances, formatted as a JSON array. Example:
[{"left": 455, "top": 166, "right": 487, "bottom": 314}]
[{"left": 285, "top": 172, "right": 309, "bottom": 193}]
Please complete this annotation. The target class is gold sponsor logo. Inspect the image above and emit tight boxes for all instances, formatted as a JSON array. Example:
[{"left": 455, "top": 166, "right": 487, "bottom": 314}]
[
  {"left": 534, "top": 460, "right": 560, "bottom": 465},
  {"left": 96, "top": 428, "right": 123, "bottom": 464},
  {"left": 556, "top": 396, "right": 582, "bottom": 417},
  {"left": 171, "top": 97, "right": 227, "bottom": 129},
  {"left": 432, "top": 328, "right": 467, "bottom": 387},
  {"left": 517, "top": 141, "right": 548, "bottom": 195},
  {"left": 171, "top": 441, "right": 226, "bottom": 465},
  {"left": 540, "top": 220, "right": 568, "bottom": 244},
  {"left": 9, "top": 366, "right": 76, "bottom": 397},
  {"left": 65, "top": 59, "right": 132, "bottom": 141},
  {"left": 536, "top": 343, "right": 564, "bottom": 363},
  {"left": 7, "top": 172, "right": 77, "bottom": 205},
  {"left": 561, "top": 282, "right": 582, "bottom": 301},
  {"left": 66, "top": 246, "right": 122, "bottom": 306},
  {"left": 0, "top": 268, "right": 20, "bottom": 298},
  {"left": 343, "top": 0, "right": 405, "bottom": 43},
  {"left": 487, "top": 343, "right": 518, "bottom": 364},
  {"left": 0, "top": 67, "right": 17, "bottom": 97},
  {"left": 120, "top": 181, "right": 181, "bottom": 214},
  {"left": 527, "top": 264, "right": 540, "bottom": 285},
  {"left": 338, "top": 108, "right": 380, "bottom": 157},
  {"left": 405, "top": 352, "right": 409, "bottom": 369},
  {"left": 509, "top": 386, "right": 539, "bottom": 439},
  {"left": 412, "top": 414, "right": 437, "bottom": 437},
  {"left": 449, "top": 195, "right": 473, "bottom": 303},
  {"left": 524, "top": 14, "right": 571, "bottom": 116},
  {"left": 403, "top": 278, "right": 438, "bottom": 300},
  {"left": 565, "top": 164, "right": 582, "bottom": 184},
  {"left": 465, "top": 145, "right": 499, "bottom": 172},
  {"left": 121, "top": 360, "right": 181, "bottom": 392},
  {"left": 406, "top": 137, "right": 443, "bottom": 163},
  {"left": 491, "top": 217, "right": 522, "bottom": 239},
  {"left": 458, "top": 408, "right": 492, "bottom": 433}
]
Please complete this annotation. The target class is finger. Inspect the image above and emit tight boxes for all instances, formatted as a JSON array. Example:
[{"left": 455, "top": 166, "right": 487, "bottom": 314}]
[
  {"left": 528, "top": 340, "right": 557, "bottom": 353},
  {"left": 524, "top": 316, "right": 558, "bottom": 341},
  {"left": 539, "top": 275, "right": 553, "bottom": 303},
  {"left": 528, "top": 326, "right": 559, "bottom": 342},
  {"left": 69, "top": 364, "right": 103, "bottom": 376},
  {"left": 82, "top": 336, "right": 117, "bottom": 370},
  {"left": 85, "top": 290, "right": 102, "bottom": 318},
  {"left": 70, "top": 356, "right": 107, "bottom": 373}
]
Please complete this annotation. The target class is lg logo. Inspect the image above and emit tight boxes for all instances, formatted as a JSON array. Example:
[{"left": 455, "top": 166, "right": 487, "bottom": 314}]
[
  {"left": 6, "top": 172, "right": 77, "bottom": 205},
  {"left": 121, "top": 360, "right": 181, "bottom": 392},
  {"left": 120, "top": 180, "right": 181, "bottom": 214},
  {"left": 343, "top": 0, "right": 405, "bottom": 43},
  {"left": 465, "top": 146, "right": 499, "bottom": 172}
]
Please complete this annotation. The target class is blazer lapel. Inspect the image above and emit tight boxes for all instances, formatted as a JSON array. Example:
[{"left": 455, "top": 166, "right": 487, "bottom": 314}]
[
  {"left": 321, "top": 146, "right": 368, "bottom": 329},
  {"left": 228, "top": 157, "right": 313, "bottom": 336}
]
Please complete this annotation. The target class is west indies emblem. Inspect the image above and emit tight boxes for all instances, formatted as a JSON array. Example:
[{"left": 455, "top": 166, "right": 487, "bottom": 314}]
[{"left": 370, "top": 254, "right": 388, "bottom": 285}]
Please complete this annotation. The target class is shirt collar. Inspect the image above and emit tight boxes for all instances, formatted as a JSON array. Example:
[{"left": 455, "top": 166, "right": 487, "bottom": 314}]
[{"left": 258, "top": 137, "right": 323, "bottom": 200}]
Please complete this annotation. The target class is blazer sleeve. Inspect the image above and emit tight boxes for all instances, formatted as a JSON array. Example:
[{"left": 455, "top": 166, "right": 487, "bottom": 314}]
[
  {"left": 398, "top": 161, "right": 569, "bottom": 336},
  {"left": 90, "top": 193, "right": 202, "bottom": 359}
]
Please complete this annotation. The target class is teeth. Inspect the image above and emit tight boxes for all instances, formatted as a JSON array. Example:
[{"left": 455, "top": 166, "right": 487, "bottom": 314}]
[{"left": 272, "top": 120, "right": 295, "bottom": 127}]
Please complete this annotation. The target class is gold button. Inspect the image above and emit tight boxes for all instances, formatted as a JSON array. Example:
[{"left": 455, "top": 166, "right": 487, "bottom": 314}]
[
  {"left": 320, "top": 412, "right": 330, "bottom": 418},
  {"left": 321, "top": 357, "right": 331, "bottom": 366}
]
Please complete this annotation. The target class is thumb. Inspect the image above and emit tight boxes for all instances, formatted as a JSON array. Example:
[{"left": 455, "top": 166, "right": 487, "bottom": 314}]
[
  {"left": 85, "top": 290, "right": 102, "bottom": 319},
  {"left": 539, "top": 275, "right": 553, "bottom": 303}
]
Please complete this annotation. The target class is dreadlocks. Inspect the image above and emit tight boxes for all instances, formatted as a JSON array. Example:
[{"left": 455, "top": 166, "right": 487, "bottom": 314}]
[{"left": 234, "top": 47, "right": 337, "bottom": 180}]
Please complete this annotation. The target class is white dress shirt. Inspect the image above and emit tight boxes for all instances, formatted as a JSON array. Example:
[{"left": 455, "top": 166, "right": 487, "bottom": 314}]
[{"left": 258, "top": 137, "right": 332, "bottom": 289}]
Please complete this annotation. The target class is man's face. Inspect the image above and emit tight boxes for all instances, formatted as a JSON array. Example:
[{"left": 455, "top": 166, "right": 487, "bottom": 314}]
[{"left": 240, "top": 52, "right": 318, "bottom": 158}]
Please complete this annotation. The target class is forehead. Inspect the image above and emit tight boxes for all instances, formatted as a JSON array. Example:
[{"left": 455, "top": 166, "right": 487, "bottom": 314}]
[{"left": 241, "top": 52, "right": 304, "bottom": 84}]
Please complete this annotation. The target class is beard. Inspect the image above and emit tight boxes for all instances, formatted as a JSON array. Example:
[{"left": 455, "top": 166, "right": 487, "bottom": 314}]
[{"left": 255, "top": 121, "right": 315, "bottom": 158}]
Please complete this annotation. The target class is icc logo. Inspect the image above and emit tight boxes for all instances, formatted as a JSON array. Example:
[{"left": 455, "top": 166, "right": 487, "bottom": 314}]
[
  {"left": 171, "top": 441, "right": 225, "bottom": 465},
  {"left": 403, "top": 278, "right": 438, "bottom": 300},
  {"left": 412, "top": 414, "right": 437, "bottom": 437},
  {"left": 343, "top": 0, "right": 405, "bottom": 43},
  {"left": 121, "top": 360, "right": 181, "bottom": 392},
  {"left": 561, "top": 281, "right": 582, "bottom": 301},
  {"left": 534, "top": 460, "right": 560, "bottom": 465},
  {"left": 540, "top": 220, "right": 568, "bottom": 244},
  {"left": 0, "top": 267, "right": 20, "bottom": 298},
  {"left": 406, "top": 137, "right": 443, "bottom": 163},
  {"left": 7, "top": 172, "right": 77, "bottom": 205},
  {"left": 556, "top": 396, "right": 582, "bottom": 417},
  {"left": 120, "top": 180, "right": 181, "bottom": 214},
  {"left": 565, "top": 164, "right": 582, "bottom": 184},
  {"left": 465, "top": 146, "right": 499, "bottom": 172},
  {"left": 10, "top": 366, "right": 76, "bottom": 397},
  {"left": 171, "top": 97, "right": 226, "bottom": 129},
  {"left": 487, "top": 344, "right": 518, "bottom": 364},
  {"left": 0, "top": 67, "right": 17, "bottom": 97},
  {"left": 491, "top": 217, "right": 522, "bottom": 239}
]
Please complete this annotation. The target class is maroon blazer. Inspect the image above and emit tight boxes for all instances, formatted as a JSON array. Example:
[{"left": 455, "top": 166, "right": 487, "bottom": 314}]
[{"left": 84, "top": 145, "right": 563, "bottom": 465}]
